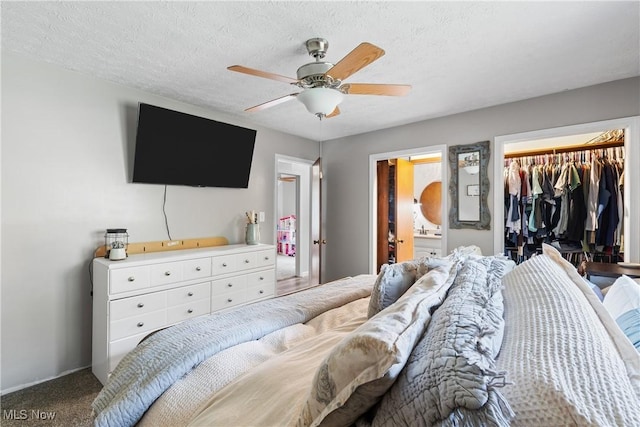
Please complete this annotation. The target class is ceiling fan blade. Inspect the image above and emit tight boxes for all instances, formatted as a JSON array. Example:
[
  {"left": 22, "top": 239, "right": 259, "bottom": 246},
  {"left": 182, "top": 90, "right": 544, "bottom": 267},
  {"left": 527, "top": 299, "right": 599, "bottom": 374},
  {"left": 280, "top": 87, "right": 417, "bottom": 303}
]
[
  {"left": 228, "top": 65, "right": 299, "bottom": 84},
  {"left": 245, "top": 93, "right": 299, "bottom": 112},
  {"left": 326, "top": 106, "right": 341, "bottom": 118},
  {"left": 342, "top": 83, "right": 411, "bottom": 96},
  {"left": 324, "top": 42, "right": 385, "bottom": 81}
]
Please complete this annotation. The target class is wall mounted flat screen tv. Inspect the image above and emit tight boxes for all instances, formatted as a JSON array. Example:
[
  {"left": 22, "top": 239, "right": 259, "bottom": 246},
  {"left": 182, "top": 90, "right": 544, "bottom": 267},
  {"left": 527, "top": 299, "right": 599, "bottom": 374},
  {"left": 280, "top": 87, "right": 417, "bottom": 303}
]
[{"left": 132, "top": 103, "right": 256, "bottom": 188}]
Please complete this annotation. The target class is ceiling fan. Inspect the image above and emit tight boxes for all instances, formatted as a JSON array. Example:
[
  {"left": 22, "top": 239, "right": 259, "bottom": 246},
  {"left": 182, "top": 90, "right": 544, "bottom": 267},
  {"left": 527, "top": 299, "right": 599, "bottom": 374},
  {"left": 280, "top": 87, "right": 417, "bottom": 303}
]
[{"left": 227, "top": 38, "right": 411, "bottom": 119}]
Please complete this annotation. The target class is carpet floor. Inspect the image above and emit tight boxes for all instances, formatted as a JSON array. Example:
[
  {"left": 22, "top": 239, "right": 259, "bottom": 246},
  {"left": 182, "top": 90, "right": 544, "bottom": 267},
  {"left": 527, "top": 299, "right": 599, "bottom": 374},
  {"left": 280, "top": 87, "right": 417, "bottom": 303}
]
[
  {"left": 1, "top": 368, "right": 101, "bottom": 427},
  {"left": 276, "top": 253, "right": 296, "bottom": 280}
]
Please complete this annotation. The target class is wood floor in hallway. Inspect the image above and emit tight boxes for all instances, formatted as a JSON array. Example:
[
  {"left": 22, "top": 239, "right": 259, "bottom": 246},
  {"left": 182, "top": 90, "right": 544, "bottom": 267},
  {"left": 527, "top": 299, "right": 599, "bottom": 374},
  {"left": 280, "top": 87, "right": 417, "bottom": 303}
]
[{"left": 276, "top": 275, "right": 317, "bottom": 296}]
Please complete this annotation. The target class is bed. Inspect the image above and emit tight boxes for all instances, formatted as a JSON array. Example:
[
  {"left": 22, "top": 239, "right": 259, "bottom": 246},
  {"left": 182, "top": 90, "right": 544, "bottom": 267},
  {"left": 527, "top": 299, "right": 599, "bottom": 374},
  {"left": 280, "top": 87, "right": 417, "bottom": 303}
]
[{"left": 92, "top": 244, "right": 640, "bottom": 427}]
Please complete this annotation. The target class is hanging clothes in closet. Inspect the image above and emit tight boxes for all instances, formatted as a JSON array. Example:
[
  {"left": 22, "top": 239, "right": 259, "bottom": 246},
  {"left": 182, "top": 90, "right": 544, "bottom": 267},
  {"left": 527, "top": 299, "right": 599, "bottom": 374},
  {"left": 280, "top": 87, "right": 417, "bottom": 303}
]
[{"left": 503, "top": 144, "right": 624, "bottom": 263}]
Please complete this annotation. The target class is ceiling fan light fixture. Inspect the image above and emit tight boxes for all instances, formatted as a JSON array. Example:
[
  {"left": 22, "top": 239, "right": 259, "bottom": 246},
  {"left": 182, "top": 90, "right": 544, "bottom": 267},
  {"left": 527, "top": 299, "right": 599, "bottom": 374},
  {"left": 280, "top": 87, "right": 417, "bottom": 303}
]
[
  {"left": 297, "top": 87, "right": 344, "bottom": 116},
  {"left": 228, "top": 38, "right": 410, "bottom": 116}
]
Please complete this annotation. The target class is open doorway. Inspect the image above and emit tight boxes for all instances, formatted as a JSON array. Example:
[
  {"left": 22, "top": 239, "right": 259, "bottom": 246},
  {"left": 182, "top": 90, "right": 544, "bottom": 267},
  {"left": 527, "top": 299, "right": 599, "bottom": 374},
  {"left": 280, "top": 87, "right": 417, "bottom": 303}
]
[
  {"left": 274, "top": 155, "right": 315, "bottom": 295},
  {"left": 369, "top": 145, "right": 448, "bottom": 274},
  {"left": 277, "top": 174, "right": 298, "bottom": 281}
]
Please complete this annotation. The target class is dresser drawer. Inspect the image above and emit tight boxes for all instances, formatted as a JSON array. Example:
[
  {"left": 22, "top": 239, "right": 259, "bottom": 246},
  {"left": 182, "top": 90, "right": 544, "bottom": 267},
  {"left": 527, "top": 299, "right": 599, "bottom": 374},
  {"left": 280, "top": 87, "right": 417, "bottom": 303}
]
[
  {"left": 109, "top": 331, "right": 150, "bottom": 372},
  {"left": 255, "top": 249, "right": 276, "bottom": 268},
  {"left": 246, "top": 282, "right": 275, "bottom": 302},
  {"left": 246, "top": 269, "right": 274, "bottom": 287},
  {"left": 110, "top": 292, "right": 167, "bottom": 321},
  {"left": 211, "top": 275, "right": 247, "bottom": 295},
  {"left": 167, "top": 282, "right": 210, "bottom": 306},
  {"left": 235, "top": 252, "right": 258, "bottom": 271},
  {"left": 211, "top": 289, "right": 246, "bottom": 312},
  {"left": 183, "top": 258, "right": 212, "bottom": 281},
  {"left": 211, "top": 254, "right": 237, "bottom": 275},
  {"left": 110, "top": 310, "right": 166, "bottom": 341},
  {"left": 167, "top": 298, "right": 210, "bottom": 324},
  {"left": 110, "top": 266, "right": 150, "bottom": 294},
  {"left": 150, "top": 261, "right": 183, "bottom": 286}
]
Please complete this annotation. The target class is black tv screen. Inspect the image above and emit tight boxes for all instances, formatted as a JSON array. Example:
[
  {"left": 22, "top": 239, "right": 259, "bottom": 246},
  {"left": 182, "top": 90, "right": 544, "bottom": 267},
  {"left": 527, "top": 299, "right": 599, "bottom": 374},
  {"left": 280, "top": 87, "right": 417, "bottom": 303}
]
[{"left": 132, "top": 103, "right": 256, "bottom": 188}]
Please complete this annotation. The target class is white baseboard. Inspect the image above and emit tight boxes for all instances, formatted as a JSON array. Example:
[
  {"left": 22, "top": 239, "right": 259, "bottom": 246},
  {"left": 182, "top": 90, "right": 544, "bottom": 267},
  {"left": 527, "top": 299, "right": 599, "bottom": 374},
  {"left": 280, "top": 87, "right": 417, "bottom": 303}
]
[{"left": 0, "top": 365, "right": 92, "bottom": 396}]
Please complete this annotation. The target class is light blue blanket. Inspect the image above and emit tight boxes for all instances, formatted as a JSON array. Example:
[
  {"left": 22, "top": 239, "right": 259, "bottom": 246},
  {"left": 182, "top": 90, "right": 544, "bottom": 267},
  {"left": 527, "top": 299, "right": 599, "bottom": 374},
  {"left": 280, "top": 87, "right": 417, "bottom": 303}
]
[
  {"left": 92, "top": 275, "right": 375, "bottom": 427},
  {"left": 616, "top": 308, "right": 640, "bottom": 350}
]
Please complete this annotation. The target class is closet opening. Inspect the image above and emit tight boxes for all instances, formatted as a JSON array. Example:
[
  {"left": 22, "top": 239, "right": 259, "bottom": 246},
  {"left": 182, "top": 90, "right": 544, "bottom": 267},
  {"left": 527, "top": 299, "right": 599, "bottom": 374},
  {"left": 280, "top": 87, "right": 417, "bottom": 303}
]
[
  {"left": 494, "top": 117, "right": 640, "bottom": 265},
  {"left": 502, "top": 130, "right": 625, "bottom": 266}
]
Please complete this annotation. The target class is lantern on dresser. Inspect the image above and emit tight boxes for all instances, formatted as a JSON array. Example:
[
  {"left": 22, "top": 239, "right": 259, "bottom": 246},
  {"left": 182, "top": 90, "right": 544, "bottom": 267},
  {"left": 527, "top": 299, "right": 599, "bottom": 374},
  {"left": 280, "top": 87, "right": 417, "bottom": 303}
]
[{"left": 105, "top": 228, "right": 129, "bottom": 260}]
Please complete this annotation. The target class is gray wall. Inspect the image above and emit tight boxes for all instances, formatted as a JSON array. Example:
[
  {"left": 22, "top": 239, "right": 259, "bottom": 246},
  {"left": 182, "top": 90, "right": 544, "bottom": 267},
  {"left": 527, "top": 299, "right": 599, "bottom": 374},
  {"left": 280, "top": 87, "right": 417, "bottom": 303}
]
[
  {"left": 0, "top": 53, "right": 319, "bottom": 392},
  {"left": 322, "top": 77, "right": 640, "bottom": 282},
  {"left": 278, "top": 180, "right": 296, "bottom": 220}
]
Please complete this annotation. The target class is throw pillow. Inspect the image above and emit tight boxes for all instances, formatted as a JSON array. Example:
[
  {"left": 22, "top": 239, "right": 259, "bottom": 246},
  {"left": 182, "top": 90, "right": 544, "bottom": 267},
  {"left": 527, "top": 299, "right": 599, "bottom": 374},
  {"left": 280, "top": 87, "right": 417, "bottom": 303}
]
[
  {"left": 603, "top": 274, "right": 640, "bottom": 350},
  {"left": 298, "top": 260, "right": 457, "bottom": 427},
  {"left": 582, "top": 277, "right": 605, "bottom": 301},
  {"left": 371, "top": 256, "right": 514, "bottom": 427},
  {"left": 367, "top": 261, "right": 418, "bottom": 318}
]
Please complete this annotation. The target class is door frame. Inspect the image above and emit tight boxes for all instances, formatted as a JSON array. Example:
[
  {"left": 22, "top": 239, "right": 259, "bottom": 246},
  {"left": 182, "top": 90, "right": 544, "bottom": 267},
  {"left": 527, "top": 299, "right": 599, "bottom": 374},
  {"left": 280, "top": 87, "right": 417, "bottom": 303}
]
[
  {"left": 493, "top": 116, "right": 640, "bottom": 262},
  {"left": 368, "top": 145, "right": 448, "bottom": 274},
  {"left": 275, "top": 155, "right": 313, "bottom": 278}
]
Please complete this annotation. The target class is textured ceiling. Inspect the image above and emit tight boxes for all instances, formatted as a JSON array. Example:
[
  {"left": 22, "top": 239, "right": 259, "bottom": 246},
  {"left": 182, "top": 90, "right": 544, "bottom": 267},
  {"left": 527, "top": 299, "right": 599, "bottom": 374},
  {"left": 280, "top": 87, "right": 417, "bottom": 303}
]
[{"left": 2, "top": 1, "right": 639, "bottom": 141}]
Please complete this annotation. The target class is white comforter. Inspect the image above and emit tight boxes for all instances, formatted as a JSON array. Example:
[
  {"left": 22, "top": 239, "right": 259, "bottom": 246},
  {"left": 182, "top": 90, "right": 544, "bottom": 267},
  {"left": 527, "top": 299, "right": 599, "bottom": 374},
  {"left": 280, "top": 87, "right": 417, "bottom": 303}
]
[
  {"left": 140, "top": 297, "right": 371, "bottom": 426},
  {"left": 135, "top": 247, "right": 640, "bottom": 426}
]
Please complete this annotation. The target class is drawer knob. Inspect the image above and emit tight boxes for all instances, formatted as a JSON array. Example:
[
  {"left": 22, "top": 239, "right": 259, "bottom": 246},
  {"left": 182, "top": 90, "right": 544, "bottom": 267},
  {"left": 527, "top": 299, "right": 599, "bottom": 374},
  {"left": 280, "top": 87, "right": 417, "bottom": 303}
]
[
  {"left": 222, "top": 263, "right": 227, "bottom": 267},
  {"left": 137, "top": 303, "right": 144, "bottom": 308},
  {"left": 244, "top": 259, "right": 250, "bottom": 264},
  {"left": 128, "top": 277, "right": 135, "bottom": 282},
  {"left": 264, "top": 256, "right": 269, "bottom": 260},
  {"left": 227, "top": 298, "right": 233, "bottom": 303},
  {"left": 188, "top": 309, "right": 194, "bottom": 314},
  {"left": 259, "top": 276, "right": 264, "bottom": 281},
  {"left": 196, "top": 266, "right": 202, "bottom": 271},
  {"left": 188, "top": 292, "right": 194, "bottom": 296},
  {"left": 259, "top": 290, "right": 264, "bottom": 294},
  {"left": 227, "top": 283, "right": 233, "bottom": 287},
  {"left": 137, "top": 322, "right": 144, "bottom": 327},
  {"left": 164, "top": 271, "right": 171, "bottom": 276}
]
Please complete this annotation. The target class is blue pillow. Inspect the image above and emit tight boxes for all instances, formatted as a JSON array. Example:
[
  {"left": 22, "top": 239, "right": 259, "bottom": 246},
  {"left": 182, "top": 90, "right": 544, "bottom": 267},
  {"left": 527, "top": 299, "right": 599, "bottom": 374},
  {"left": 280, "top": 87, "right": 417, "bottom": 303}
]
[
  {"left": 582, "top": 277, "right": 604, "bottom": 301},
  {"left": 615, "top": 308, "right": 640, "bottom": 350},
  {"left": 603, "top": 275, "right": 640, "bottom": 351}
]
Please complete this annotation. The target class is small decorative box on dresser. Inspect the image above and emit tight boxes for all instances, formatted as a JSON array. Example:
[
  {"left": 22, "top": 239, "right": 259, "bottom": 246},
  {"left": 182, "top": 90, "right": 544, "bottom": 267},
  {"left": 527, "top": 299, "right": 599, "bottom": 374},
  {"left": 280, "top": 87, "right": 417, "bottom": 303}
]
[{"left": 92, "top": 243, "right": 276, "bottom": 385}]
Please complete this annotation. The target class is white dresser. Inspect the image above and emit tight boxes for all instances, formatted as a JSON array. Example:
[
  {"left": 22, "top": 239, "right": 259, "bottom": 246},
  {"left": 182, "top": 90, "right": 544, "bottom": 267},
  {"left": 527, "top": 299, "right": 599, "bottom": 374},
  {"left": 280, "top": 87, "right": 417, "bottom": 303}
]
[{"left": 91, "top": 243, "right": 276, "bottom": 385}]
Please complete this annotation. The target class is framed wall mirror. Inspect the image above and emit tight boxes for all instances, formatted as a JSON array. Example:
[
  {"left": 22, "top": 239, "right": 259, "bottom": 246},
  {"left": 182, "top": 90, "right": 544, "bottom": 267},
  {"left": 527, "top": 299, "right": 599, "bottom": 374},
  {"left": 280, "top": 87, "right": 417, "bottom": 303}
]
[{"left": 448, "top": 140, "right": 491, "bottom": 229}]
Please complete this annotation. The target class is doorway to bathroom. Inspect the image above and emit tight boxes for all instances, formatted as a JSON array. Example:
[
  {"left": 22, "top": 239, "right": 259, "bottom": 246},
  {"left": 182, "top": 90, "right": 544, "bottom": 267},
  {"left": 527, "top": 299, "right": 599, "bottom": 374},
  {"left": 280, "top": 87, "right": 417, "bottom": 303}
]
[{"left": 369, "top": 145, "right": 448, "bottom": 274}]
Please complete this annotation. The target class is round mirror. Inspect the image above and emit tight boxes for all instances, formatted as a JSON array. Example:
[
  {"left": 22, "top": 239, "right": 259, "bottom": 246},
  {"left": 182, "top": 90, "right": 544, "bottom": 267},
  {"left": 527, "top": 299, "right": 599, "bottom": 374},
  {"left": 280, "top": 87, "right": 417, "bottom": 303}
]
[{"left": 419, "top": 181, "right": 442, "bottom": 225}]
